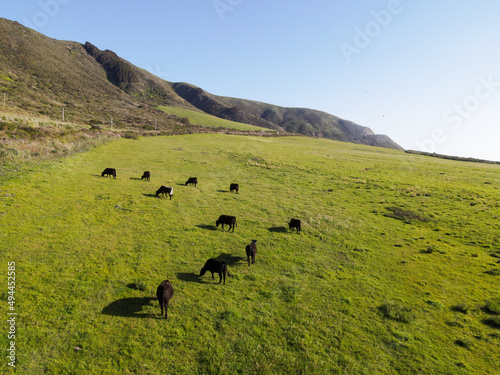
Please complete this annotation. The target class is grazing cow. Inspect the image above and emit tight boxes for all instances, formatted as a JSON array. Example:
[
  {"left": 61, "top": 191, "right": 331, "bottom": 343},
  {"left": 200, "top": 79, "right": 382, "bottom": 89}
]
[
  {"left": 289, "top": 218, "right": 301, "bottom": 233},
  {"left": 185, "top": 177, "right": 198, "bottom": 187},
  {"left": 156, "top": 280, "right": 174, "bottom": 319},
  {"left": 156, "top": 185, "right": 173, "bottom": 199},
  {"left": 141, "top": 171, "right": 151, "bottom": 181},
  {"left": 216, "top": 215, "right": 237, "bottom": 232},
  {"left": 101, "top": 168, "right": 116, "bottom": 179},
  {"left": 229, "top": 183, "right": 239, "bottom": 193},
  {"left": 199, "top": 258, "right": 230, "bottom": 285},
  {"left": 246, "top": 239, "right": 257, "bottom": 266}
]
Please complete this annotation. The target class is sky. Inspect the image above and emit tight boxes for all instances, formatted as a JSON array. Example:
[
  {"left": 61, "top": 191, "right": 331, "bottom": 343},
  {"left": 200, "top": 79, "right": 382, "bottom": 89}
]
[{"left": 3, "top": 0, "right": 500, "bottom": 161}]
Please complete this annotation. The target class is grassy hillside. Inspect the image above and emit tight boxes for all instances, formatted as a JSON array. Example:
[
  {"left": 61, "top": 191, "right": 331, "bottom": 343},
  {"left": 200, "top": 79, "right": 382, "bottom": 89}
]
[
  {"left": 157, "top": 106, "right": 273, "bottom": 132},
  {"left": 0, "top": 18, "right": 402, "bottom": 150},
  {"left": 0, "top": 19, "right": 193, "bottom": 131},
  {"left": 171, "top": 82, "right": 403, "bottom": 150},
  {"left": 1, "top": 135, "right": 499, "bottom": 374}
]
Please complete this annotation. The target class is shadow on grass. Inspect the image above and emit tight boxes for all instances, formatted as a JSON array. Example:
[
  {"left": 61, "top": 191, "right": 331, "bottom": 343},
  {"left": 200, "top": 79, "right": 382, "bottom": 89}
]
[
  {"left": 484, "top": 269, "right": 500, "bottom": 276},
  {"left": 216, "top": 190, "right": 230, "bottom": 193},
  {"left": 126, "top": 282, "right": 147, "bottom": 291},
  {"left": 93, "top": 174, "right": 117, "bottom": 179},
  {"left": 176, "top": 272, "right": 202, "bottom": 283},
  {"left": 143, "top": 193, "right": 172, "bottom": 199},
  {"left": 177, "top": 272, "right": 218, "bottom": 284},
  {"left": 216, "top": 253, "right": 245, "bottom": 266},
  {"left": 196, "top": 224, "right": 217, "bottom": 231},
  {"left": 102, "top": 297, "right": 156, "bottom": 318},
  {"left": 268, "top": 226, "right": 288, "bottom": 233},
  {"left": 482, "top": 317, "right": 500, "bottom": 329}
]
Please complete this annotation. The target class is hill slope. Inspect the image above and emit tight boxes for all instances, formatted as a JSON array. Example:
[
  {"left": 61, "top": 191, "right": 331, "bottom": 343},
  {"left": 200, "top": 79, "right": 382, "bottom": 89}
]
[
  {"left": 0, "top": 19, "right": 193, "bottom": 131},
  {"left": 172, "top": 82, "right": 403, "bottom": 149},
  {"left": 0, "top": 134, "right": 498, "bottom": 374},
  {"left": 0, "top": 18, "right": 402, "bottom": 149}
]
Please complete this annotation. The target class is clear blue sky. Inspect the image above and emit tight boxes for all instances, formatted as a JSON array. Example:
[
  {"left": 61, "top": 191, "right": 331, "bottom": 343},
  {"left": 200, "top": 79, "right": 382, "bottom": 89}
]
[{"left": 3, "top": 1, "right": 500, "bottom": 160}]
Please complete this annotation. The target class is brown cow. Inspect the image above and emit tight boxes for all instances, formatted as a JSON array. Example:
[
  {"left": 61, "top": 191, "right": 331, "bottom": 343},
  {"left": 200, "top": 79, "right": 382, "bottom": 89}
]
[
  {"left": 156, "top": 280, "right": 174, "bottom": 319},
  {"left": 199, "top": 258, "right": 230, "bottom": 285},
  {"left": 185, "top": 177, "right": 198, "bottom": 187},
  {"left": 101, "top": 168, "right": 116, "bottom": 179},
  {"left": 246, "top": 239, "right": 257, "bottom": 266},
  {"left": 289, "top": 218, "right": 301, "bottom": 233},
  {"left": 230, "top": 183, "right": 239, "bottom": 193},
  {"left": 216, "top": 215, "right": 237, "bottom": 232},
  {"left": 156, "top": 185, "right": 173, "bottom": 199}
]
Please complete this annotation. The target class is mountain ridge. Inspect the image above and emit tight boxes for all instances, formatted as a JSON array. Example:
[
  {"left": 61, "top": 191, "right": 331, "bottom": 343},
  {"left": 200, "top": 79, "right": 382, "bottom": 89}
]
[
  {"left": 170, "top": 82, "right": 403, "bottom": 149},
  {"left": 0, "top": 18, "right": 402, "bottom": 150}
]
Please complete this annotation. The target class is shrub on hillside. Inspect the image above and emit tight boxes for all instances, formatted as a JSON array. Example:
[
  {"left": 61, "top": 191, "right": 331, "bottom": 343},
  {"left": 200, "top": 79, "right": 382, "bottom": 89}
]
[
  {"left": 483, "top": 317, "right": 500, "bottom": 329},
  {"left": 123, "top": 131, "right": 139, "bottom": 140},
  {"left": 88, "top": 119, "right": 102, "bottom": 127},
  {"left": 127, "top": 280, "right": 147, "bottom": 292},
  {"left": 484, "top": 297, "right": 500, "bottom": 315},
  {"left": 455, "top": 338, "right": 473, "bottom": 350},
  {"left": 0, "top": 121, "right": 17, "bottom": 131},
  {"left": 378, "top": 301, "right": 415, "bottom": 323},
  {"left": 451, "top": 304, "right": 468, "bottom": 314},
  {"left": 384, "top": 207, "right": 430, "bottom": 223},
  {"left": 421, "top": 246, "right": 435, "bottom": 254},
  {"left": 485, "top": 269, "right": 500, "bottom": 276}
]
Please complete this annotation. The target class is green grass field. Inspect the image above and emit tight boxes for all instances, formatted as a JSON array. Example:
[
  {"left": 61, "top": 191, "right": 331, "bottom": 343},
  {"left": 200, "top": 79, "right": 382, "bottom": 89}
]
[
  {"left": 158, "top": 106, "right": 272, "bottom": 132},
  {"left": 1, "top": 134, "right": 499, "bottom": 374}
]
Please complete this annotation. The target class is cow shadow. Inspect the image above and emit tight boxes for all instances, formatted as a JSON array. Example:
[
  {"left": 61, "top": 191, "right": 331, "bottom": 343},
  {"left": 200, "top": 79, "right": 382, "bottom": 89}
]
[
  {"left": 482, "top": 318, "right": 500, "bottom": 329},
  {"left": 129, "top": 177, "right": 142, "bottom": 181},
  {"left": 216, "top": 253, "right": 245, "bottom": 266},
  {"left": 176, "top": 272, "right": 202, "bottom": 283},
  {"left": 143, "top": 193, "right": 168, "bottom": 199},
  {"left": 102, "top": 297, "right": 156, "bottom": 318},
  {"left": 93, "top": 174, "right": 117, "bottom": 179},
  {"left": 196, "top": 224, "right": 217, "bottom": 231},
  {"left": 216, "top": 189, "right": 230, "bottom": 193},
  {"left": 268, "top": 226, "right": 288, "bottom": 233},
  {"left": 177, "top": 272, "right": 217, "bottom": 285}
]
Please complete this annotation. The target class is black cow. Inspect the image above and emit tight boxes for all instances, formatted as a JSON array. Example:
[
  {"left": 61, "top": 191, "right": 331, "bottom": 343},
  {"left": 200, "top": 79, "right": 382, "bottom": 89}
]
[
  {"left": 229, "top": 183, "right": 239, "bottom": 193},
  {"left": 199, "top": 258, "right": 230, "bottom": 285},
  {"left": 101, "top": 168, "right": 116, "bottom": 179},
  {"left": 186, "top": 177, "right": 198, "bottom": 187},
  {"left": 246, "top": 239, "right": 257, "bottom": 266},
  {"left": 156, "top": 185, "right": 173, "bottom": 199},
  {"left": 156, "top": 280, "right": 174, "bottom": 319},
  {"left": 289, "top": 218, "right": 301, "bottom": 233},
  {"left": 141, "top": 171, "right": 150, "bottom": 181},
  {"left": 216, "top": 215, "right": 237, "bottom": 232}
]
